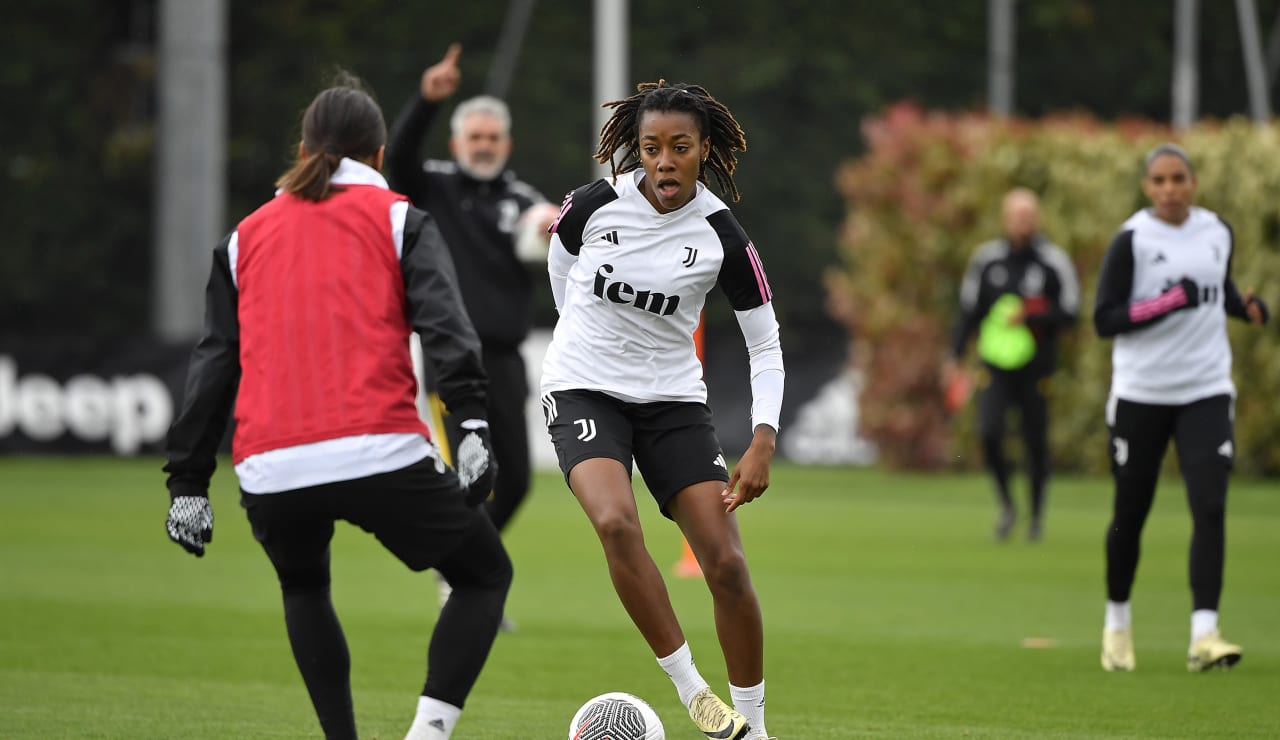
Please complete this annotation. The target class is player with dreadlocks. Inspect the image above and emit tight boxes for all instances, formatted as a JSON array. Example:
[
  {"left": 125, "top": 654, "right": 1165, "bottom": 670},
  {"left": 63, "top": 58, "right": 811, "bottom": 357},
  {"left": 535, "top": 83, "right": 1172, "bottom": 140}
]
[{"left": 540, "top": 81, "right": 784, "bottom": 740}]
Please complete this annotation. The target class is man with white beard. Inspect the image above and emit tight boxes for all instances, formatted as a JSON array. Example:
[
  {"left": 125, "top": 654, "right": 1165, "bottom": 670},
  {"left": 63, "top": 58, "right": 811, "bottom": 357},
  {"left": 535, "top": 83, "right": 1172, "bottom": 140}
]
[{"left": 388, "top": 44, "right": 556, "bottom": 630}]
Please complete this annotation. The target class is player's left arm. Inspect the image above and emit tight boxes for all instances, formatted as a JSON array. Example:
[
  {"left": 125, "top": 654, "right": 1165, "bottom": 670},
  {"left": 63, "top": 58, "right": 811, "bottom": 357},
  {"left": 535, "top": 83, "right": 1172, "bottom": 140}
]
[
  {"left": 1218, "top": 229, "right": 1269, "bottom": 325},
  {"left": 722, "top": 302, "right": 784, "bottom": 513},
  {"left": 709, "top": 209, "right": 783, "bottom": 512}
]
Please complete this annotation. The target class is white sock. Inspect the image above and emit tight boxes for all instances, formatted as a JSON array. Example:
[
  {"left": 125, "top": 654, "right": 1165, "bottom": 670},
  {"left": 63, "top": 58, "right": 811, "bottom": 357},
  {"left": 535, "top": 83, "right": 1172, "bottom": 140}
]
[
  {"left": 657, "top": 642, "right": 710, "bottom": 707},
  {"left": 1191, "top": 609, "right": 1219, "bottom": 642},
  {"left": 404, "top": 696, "right": 461, "bottom": 740},
  {"left": 1104, "top": 600, "right": 1131, "bottom": 630},
  {"left": 730, "top": 680, "right": 766, "bottom": 738}
]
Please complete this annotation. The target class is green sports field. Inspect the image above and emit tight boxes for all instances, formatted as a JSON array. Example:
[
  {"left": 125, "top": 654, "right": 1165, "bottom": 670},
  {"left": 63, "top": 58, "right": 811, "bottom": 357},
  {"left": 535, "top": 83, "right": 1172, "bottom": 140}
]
[{"left": 2, "top": 458, "right": 1277, "bottom": 738}]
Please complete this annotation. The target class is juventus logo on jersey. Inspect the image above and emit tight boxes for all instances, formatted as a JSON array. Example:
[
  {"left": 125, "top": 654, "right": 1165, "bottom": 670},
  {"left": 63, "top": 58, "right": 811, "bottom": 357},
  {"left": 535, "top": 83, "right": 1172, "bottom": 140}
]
[
  {"left": 601, "top": 230, "right": 619, "bottom": 244},
  {"left": 574, "top": 418, "right": 597, "bottom": 441},
  {"left": 682, "top": 245, "right": 698, "bottom": 267}
]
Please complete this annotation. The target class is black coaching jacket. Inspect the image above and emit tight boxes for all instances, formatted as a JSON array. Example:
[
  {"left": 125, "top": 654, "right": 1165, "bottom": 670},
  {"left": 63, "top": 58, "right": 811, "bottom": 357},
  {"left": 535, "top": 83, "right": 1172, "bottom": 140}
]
[{"left": 387, "top": 97, "right": 547, "bottom": 349}]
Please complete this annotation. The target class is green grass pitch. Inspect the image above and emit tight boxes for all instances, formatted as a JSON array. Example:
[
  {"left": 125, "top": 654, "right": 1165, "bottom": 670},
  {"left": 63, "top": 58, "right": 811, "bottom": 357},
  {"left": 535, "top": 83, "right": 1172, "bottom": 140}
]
[{"left": 2, "top": 457, "right": 1278, "bottom": 738}]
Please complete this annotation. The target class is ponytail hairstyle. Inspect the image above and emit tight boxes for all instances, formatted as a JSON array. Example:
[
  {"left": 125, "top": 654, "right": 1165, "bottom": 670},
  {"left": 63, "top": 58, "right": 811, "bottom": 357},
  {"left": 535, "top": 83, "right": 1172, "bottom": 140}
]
[
  {"left": 595, "top": 80, "right": 748, "bottom": 202},
  {"left": 275, "top": 71, "right": 386, "bottom": 201}
]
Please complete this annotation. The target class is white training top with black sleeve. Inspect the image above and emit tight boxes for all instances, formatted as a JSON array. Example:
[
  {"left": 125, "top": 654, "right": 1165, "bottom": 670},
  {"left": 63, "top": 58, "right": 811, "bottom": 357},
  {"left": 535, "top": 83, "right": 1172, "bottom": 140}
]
[
  {"left": 1093, "top": 206, "right": 1245, "bottom": 405},
  {"left": 542, "top": 171, "right": 784, "bottom": 432}
]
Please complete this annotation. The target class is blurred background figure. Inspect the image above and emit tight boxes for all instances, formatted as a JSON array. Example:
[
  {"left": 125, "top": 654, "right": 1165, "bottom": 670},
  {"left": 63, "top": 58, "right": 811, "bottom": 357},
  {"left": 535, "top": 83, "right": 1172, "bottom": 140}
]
[
  {"left": 387, "top": 43, "right": 558, "bottom": 629},
  {"left": 1093, "top": 144, "right": 1268, "bottom": 674},
  {"left": 944, "top": 188, "right": 1080, "bottom": 542}
]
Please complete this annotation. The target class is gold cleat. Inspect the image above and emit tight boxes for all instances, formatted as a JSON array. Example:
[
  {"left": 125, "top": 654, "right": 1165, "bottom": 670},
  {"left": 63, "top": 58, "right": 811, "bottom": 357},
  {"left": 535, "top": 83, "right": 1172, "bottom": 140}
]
[
  {"left": 1101, "top": 627, "right": 1135, "bottom": 672},
  {"left": 688, "top": 687, "right": 751, "bottom": 740},
  {"left": 1187, "top": 630, "right": 1242, "bottom": 672}
]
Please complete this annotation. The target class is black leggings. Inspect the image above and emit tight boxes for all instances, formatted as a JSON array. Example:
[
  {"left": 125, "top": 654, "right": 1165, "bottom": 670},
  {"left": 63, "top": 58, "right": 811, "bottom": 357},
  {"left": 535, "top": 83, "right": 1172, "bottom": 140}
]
[
  {"left": 1104, "top": 395, "right": 1233, "bottom": 610},
  {"left": 977, "top": 367, "right": 1050, "bottom": 519},
  {"left": 242, "top": 457, "right": 512, "bottom": 739}
]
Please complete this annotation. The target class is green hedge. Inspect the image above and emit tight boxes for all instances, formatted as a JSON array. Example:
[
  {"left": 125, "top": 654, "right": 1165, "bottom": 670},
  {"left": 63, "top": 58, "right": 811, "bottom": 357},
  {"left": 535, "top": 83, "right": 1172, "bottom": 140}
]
[{"left": 833, "top": 103, "right": 1280, "bottom": 474}]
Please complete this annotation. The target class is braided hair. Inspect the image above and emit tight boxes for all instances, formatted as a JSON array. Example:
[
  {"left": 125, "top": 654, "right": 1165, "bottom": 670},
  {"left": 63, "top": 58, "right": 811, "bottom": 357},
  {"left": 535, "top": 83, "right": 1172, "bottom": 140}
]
[{"left": 595, "top": 80, "right": 747, "bottom": 202}]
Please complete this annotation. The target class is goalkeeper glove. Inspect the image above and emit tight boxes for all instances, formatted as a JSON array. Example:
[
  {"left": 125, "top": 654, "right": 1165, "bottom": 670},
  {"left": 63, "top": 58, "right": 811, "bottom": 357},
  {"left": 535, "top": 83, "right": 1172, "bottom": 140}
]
[
  {"left": 166, "top": 493, "right": 214, "bottom": 557},
  {"left": 455, "top": 418, "right": 497, "bottom": 506}
]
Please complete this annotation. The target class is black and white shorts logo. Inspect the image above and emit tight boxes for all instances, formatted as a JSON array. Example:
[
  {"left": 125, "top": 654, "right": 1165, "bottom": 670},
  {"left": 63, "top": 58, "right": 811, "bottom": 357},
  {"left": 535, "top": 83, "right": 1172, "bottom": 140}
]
[
  {"left": 574, "top": 418, "right": 597, "bottom": 442},
  {"left": 541, "top": 393, "right": 559, "bottom": 425},
  {"left": 1217, "top": 440, "right": 1234, "bottom": 460}
]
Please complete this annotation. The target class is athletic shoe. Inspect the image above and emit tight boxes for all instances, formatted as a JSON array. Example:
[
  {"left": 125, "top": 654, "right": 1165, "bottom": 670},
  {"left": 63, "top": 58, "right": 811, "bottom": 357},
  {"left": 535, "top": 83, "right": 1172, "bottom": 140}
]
[
  {"left": 688, "top": 687, "right": 751, "bottom": 740},
  {"left": 1101, "top": 627, "right": 1135, "bottom": 671},
  {"left": 1186, "top": 630, "right": 1242, "bottom": 672},
  {"left": 994, "top": 507, "right": 1016, "bottom": 542},
  {"left": 1028, "top": 517, "right": 1043, "bottom": 543}
]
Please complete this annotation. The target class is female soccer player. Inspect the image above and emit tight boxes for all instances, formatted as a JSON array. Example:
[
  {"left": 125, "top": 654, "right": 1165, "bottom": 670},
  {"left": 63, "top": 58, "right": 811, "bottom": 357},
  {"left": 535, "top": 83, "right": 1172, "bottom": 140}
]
[
  {"left": 1093, "top": 143, "right": 1268, "bottom": 673},
  {"left": 161, "top": 74, "right": 511, "bottom": 740},
  {"left": 540, "top": 81, "right": 783, "bottom": 740}
]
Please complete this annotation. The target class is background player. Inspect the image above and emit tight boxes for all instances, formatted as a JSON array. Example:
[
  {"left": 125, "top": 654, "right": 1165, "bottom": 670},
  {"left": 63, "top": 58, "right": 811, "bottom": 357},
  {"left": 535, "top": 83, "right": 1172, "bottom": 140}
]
[
  {"left": 945, "top": 188, "right": 1080, "bottom": 541},
  {"left": 1093, "top": 143, "right": 1268, "bottom": 673},
  {"left": 387, "top": 45, "right": 556, "bottom": 623}
]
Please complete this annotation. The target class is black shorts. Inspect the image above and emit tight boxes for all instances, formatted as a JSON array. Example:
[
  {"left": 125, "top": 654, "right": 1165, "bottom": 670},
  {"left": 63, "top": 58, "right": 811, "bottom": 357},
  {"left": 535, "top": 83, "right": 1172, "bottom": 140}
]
[
  {"left": 240, "top": 454, "right": 503, "bottom": 576},
  {"left": 541, "top": 389, "right": 730, "bottom": 518},
  {"left": 1106, "top": 394, "right": 1235, "bottom": 478}
]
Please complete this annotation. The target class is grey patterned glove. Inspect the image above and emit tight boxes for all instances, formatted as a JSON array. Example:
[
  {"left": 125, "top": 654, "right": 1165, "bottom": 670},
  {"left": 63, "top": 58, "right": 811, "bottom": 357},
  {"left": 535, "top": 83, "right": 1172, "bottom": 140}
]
[
  {"left": 455, "top": 418, "right": 497, "bottom": 506},
  {"left": 166, "top": 494, "right": 214, "bottom": 557}
]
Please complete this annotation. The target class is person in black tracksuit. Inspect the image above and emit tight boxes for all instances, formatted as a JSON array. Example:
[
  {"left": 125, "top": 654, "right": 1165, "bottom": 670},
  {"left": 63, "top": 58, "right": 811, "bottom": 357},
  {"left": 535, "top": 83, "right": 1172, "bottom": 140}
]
[
  {"left": 387, "top": 44, "right": 553, "bottom": 545},
  {"left": 946, "top": 188, "right": 1080, "bottom": 542}
]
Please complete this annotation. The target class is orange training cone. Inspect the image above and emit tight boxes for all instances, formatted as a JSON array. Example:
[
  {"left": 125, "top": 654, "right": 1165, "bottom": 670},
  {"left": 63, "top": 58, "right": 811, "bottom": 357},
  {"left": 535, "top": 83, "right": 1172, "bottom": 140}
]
[{"left": 674, "top": 537, "right": 703, "bottom": 578}]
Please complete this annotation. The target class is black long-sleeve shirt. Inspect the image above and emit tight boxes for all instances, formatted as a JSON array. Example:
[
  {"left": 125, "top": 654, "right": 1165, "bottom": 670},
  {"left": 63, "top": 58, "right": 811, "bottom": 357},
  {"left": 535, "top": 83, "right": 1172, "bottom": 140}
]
[
  {"left": 950, "top": 235, "right": 1080, "bottom": 376},
  {"left": 387, "top": 96, "right": 547, "bottom": 347}
]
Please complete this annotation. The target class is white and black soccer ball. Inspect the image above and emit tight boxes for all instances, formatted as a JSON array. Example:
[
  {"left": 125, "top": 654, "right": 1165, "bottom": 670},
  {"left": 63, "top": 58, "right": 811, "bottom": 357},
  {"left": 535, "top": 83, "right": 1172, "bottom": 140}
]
[{"left": 567, "top": 692, "right": 665, "bottom": 740}]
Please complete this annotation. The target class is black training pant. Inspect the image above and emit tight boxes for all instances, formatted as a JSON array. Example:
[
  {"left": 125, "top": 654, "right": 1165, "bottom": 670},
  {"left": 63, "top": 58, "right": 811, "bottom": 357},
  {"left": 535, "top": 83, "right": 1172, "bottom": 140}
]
[
  {"left": 977, "top": 366, "right": 1050, "bottom": 519},
  {"left": 1104, "top": 394, "right": 1233, "bottom": 610},
  {"left": 241, "top": 455, "right": 513, "bottom": 740}
]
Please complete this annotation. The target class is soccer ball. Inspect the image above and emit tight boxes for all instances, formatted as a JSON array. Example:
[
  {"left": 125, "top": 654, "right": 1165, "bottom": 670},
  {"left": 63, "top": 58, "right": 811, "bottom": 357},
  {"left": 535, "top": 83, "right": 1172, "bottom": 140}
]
[{"left": 567, "top": 692, "right": 665, "bottom": 740}]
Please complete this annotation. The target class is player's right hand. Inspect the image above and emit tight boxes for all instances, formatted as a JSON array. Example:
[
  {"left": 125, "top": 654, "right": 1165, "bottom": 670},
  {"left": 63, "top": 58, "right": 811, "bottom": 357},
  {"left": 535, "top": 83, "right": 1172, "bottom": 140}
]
[
  {"left": 420, "top": 43, "right": 462, "bottom": 102},
  {"left": 166, "top": 494, "right": 214, "bottom": 557}
]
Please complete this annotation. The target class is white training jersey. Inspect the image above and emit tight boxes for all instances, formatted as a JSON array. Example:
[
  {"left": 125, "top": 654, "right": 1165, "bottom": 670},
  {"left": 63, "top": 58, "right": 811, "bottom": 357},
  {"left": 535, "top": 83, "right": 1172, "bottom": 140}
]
[
  {"left": 1110, "top": 206, "right": 1235, "bottom": 404},
  {"left": 541, "top": 171, "right": 774, "bottom": 405}
]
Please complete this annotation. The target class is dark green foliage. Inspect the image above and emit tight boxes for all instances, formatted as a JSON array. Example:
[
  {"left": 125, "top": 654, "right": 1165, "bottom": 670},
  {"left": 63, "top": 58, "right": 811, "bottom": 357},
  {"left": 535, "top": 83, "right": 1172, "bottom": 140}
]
[{"left": 5, "top": 0, "right": 1280, "bottom": 343}]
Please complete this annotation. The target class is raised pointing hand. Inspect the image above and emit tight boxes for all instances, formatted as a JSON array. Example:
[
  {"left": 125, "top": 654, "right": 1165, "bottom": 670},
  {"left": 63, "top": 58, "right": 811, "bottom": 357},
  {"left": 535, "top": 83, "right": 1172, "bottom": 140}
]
[{"left": 420, "top": 43, "right": 462, "bottom": 103}]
